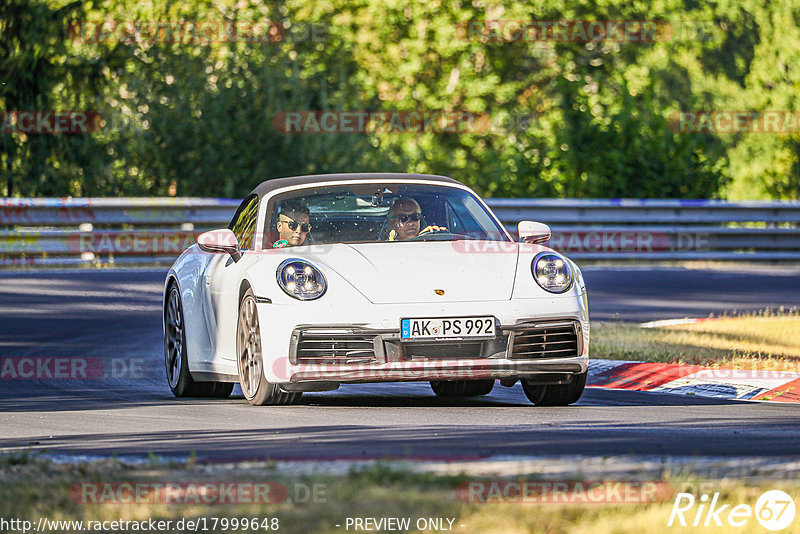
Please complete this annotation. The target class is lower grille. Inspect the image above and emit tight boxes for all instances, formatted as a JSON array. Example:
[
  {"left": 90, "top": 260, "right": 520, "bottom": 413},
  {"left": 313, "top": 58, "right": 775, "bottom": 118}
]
[
  {"left": 296, "top": 331, "right": 377, "bottom": 364},
  {"left": 403, "top": 341, "right": 485, "bottom": 360},
  {"left": 509, "top": 321, "right": 579, "bottom": 359}
]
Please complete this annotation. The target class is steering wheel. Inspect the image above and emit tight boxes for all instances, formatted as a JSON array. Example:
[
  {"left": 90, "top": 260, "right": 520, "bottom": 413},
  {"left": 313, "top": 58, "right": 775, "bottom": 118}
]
[{"left": 405, "top": 230, "right": 473, "bottom": 242}]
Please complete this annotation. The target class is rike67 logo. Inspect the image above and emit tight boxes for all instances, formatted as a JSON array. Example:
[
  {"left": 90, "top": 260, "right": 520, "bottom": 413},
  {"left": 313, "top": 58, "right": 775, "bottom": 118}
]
[{"left": 668, "top": 490, "right": 796, "bottom": 531}]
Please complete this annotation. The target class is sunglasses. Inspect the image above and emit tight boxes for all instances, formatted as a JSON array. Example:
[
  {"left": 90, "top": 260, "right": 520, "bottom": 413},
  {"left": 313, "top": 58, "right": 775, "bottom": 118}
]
[
  {"left": 390, "top": 212, "right": 421, "bottom": 223},
  {"left": 280, "top": 218, "right": 311, "bottom": 232}
]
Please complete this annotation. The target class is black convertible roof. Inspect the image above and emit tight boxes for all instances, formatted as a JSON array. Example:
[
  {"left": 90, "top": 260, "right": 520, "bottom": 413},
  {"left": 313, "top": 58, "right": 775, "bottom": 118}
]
[{"left": 250, "top": 173, "right": 463, "bottom": 198}]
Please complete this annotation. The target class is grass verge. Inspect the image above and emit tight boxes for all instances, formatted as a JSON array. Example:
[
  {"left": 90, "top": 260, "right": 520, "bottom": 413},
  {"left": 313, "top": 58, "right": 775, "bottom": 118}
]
[
  {"left": 591, "top": 309, "right": 800, "bottom": 369},
  {"left": 2, "top": 457, "right": 800, "bottom": 533}
]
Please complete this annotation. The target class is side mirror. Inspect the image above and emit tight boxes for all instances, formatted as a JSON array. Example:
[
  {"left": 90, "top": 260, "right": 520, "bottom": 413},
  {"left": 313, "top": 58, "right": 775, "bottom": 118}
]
[
  {"left": 518, "top": 221, "right": 551, "bottom": 244},
  {"left": 197, "top": 229, "right": 242, "bottom": 262}
]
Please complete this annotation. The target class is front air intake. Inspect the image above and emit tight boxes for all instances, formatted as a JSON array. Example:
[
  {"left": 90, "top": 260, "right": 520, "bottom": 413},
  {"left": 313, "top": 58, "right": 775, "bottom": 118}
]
[
  {"left": 509, "top": 321, "right": 580, "bottom": 359},
  {"left": 295, "top": 330, "right": 378, "bottom": 364}
]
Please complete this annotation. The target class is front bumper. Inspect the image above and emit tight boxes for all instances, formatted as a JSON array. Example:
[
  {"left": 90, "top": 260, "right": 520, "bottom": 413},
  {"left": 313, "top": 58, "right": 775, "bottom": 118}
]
[
  {"left": 284, "top": 356, "right": 587, "bottom": 384},
  {"left": 258, "top": 295, "right": 589, "bottom": 384}
]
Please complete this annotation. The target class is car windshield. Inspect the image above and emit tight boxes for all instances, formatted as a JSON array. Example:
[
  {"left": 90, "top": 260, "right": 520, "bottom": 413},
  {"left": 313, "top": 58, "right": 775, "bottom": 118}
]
[{"left": 263, "top": 183, "right": 510, "bottom": 248}]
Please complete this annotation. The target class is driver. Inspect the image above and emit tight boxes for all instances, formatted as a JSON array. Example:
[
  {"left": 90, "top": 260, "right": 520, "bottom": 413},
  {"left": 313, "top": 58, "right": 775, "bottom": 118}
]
[
  {"left": 274, "top": 200, "right": 311, "bottom": 247},
  {"left": 387, "top": 197, "right": 446, "bottom": 241}
]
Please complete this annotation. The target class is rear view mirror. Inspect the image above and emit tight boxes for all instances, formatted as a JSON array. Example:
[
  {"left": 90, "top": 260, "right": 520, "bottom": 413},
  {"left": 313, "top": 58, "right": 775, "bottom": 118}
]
[
  {"left": 197, "top": 229, "right": 242, "bottom": 262},
  {"left": 518, "top": 221, "right": 551, "bottom": 244}
]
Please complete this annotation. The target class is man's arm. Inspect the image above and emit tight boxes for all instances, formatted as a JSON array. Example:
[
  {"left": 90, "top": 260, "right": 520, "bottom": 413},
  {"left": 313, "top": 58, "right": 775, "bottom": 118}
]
[{"left": 418, "top": 224, "right": 448, "bottom": 236}]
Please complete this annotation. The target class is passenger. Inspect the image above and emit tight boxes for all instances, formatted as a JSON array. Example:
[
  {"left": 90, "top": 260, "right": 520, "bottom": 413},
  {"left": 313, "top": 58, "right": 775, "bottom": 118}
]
[
  {"left": 386, "top": 197, "right": 446, "bottom": 241},
  {"left": 274, "top": 200, "right": 311, "bottom": 247}
]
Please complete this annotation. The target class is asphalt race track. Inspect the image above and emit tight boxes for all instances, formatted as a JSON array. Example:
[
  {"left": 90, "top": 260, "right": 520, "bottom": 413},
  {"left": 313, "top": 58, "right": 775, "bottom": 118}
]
[{"left": 1, "top": 266, "right": 799, "bottom": 462}]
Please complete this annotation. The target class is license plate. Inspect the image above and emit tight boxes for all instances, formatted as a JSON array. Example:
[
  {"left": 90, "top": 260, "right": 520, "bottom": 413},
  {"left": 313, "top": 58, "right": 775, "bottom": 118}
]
[{"left": 400, "top": 316, "right": 496, "bottom": 340}]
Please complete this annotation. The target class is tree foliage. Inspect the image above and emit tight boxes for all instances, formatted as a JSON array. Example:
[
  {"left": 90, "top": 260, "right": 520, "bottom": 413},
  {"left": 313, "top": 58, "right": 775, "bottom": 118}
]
[
  {"left": 0, "top": 0, "right": 129, "bottom": 195},
  {"left": 0, "top": 0, "right": 797, "bottom": 199}
]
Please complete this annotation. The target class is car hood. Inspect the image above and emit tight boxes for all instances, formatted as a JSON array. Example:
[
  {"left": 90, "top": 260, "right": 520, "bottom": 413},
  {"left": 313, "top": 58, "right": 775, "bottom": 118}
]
[{"left": 305, "top": 241, "right": 519, "bottom": 304}]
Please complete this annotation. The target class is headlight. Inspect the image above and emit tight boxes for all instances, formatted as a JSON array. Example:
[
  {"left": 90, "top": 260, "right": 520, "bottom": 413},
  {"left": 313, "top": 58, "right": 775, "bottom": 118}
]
[
  {"left": 276, "top": 259, "right": 327, "bottom": 300},
  {"left": 532, "top": 252, "right": 574, "bottom": 293}
]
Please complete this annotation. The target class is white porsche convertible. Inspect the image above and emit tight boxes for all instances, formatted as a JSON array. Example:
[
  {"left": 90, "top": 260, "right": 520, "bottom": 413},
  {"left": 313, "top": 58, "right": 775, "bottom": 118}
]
[{"left": 163, "top": 173, "right": 589, "bottom": 406}]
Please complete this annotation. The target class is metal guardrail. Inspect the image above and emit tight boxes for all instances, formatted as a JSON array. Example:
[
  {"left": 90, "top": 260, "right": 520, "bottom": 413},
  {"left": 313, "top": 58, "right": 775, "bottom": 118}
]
[
  {"left": 0, "top": 198, "right": 237, "bottom": 266},
  {"left": 488, "top": 198, "right": 800, "bottom": 260},
  {"left": 1, "top": 197, "right": 799, "bottom": 266}
]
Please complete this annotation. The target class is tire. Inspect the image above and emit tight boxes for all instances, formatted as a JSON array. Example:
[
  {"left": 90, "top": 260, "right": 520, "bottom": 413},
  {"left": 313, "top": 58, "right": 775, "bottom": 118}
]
[
  {"left": 207, "top": 382, "right": 235, "bottom": 398},
  {"left": 237, "top": 288, "right": 301, "bottom": 406},
  {"left": 522, "top": 372, "right": 587, "bottom": 406},
  {"left": 165, "top": 284, "right": 233, "bottom": 398},
  {"left": 430, "top": 379, "right": 495, "bottom": 397}
]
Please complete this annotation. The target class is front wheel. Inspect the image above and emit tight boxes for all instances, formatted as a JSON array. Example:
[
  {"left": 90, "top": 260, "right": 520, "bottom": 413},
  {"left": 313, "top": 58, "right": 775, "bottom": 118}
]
[
  {"left": 522, "top": 372, "right": 586, "bottom": 406},
  {"left": 164, "top": 284, "right": 233, "bottom": 398},
  {"left": 237, "top": 289, "right": 301, "bottom": 406}
]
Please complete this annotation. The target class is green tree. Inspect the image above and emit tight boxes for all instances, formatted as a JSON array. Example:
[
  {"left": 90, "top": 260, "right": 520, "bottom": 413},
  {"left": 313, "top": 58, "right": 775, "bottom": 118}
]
[
  {"left": 0, "top": 0, "right": 128, "bottom": 196},
  {"left": 2, "top": 0, "right": 797, "bottom": 200}
]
